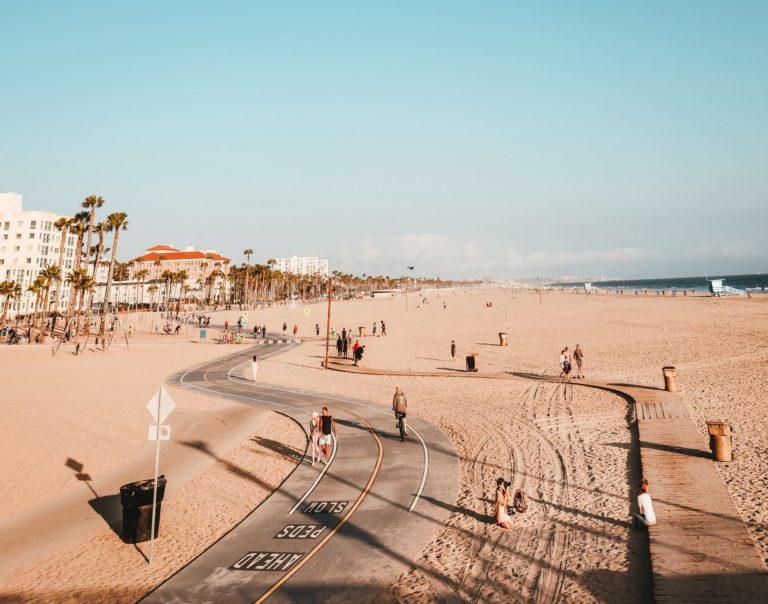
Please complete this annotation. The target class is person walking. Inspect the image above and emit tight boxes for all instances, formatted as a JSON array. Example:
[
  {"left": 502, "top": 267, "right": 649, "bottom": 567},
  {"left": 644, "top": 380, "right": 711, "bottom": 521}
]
[
  {"left": 336, "top": 335, "right": 343, "bottom": 357},
  {"left": 315, "top": 323, "right": 320, "bottom": 336},
  {"left": 633, "top": 478, "right": 657, "bottom": 528},
  {"left": 342, "top": 337, "right": 348, "bottom": 359},
  {"left": 372, "top": 322, "right": 377, "bottom": 335},
  {"left": 352, "top": 340, "right": 361, "bottom": 365},
  {"left": 573, "top": 344, "right": 585, "bottom": 379},
  {"left": 309, "top": 411, "right": 322, "bottom": 465},
  {"left": 559, "top": 347, "right": 572, "bottom": 381},
  {"left": 282, "top": 321, "right": 287, "bottom": 334},
  {"left": 495, "top": 478, "right": 511, "bottom": 529},
  {"left": 293, "top": 324, "right": 298, "bottom": 338},
  {"left": 381, "top": 321, "right": 387, "bottom": 336},
  {"left": 319, "top": 407, "right": 337, "bottom": 463},
  {"left": 224, "top": 320, "right": 229, "bottom": 331},
  {"left": 451, "top": 339, "right": 456, "bottom": 359},
  {"left": 251, "top": 355, "right": 258, "bottom": 381},
  {"left": 341, "top": 327, "right": 347, "bottom": 342},
  {"left": 392, "top": 386, "right": 408, "bottom": 436}
]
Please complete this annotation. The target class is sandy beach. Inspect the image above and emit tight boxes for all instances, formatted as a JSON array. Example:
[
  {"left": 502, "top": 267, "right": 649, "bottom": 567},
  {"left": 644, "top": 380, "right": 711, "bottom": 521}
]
[{"left": 1, "top": 289, "right": 766, "bottom": 602}]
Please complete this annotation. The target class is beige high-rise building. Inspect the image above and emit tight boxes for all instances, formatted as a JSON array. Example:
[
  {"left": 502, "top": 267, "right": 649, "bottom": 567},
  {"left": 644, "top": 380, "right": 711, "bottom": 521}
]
[{"left": 0, "top": 193, "right": 78, "bottom": 318}]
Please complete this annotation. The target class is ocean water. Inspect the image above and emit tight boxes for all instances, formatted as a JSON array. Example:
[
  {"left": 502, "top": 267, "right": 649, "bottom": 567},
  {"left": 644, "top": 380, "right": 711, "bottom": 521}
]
[{"left": 551, "top": 273, "right": 768, "bottom": 292}]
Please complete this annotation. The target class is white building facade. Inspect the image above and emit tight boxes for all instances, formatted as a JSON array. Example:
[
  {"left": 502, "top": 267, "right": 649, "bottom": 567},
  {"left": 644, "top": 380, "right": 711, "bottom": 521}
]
[
  {"left": 274, "top": 255, "right": 329, "bottom": 277},
  {"left": 0, "top": 193, "right": 78, "bottom": 318}
]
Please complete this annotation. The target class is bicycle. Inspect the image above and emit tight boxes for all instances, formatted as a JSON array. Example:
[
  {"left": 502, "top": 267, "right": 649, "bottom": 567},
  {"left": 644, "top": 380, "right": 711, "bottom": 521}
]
[{"left": 395, "top": 412, "right": 406, "bottom": 442}]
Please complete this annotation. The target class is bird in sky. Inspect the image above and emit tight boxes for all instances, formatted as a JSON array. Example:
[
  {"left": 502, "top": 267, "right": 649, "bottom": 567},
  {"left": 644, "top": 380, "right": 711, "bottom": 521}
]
[{"left": 407, "top": 266, "right": 414, "bottom": 270}]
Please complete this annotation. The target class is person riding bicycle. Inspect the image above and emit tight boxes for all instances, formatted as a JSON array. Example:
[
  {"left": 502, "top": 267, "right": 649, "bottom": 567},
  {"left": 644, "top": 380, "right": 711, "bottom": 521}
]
[{"left": 392, "top": 386, "right": 408, "bottom": 436}]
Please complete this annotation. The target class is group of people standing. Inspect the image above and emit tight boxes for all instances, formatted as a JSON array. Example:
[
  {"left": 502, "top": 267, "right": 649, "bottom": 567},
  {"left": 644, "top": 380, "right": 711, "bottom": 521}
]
[
  {"left": 335, "top": 327, "right": 366, "bottom": 365},
  {"left": 559, "top": 344, "right": 585, "bottom": 380}
]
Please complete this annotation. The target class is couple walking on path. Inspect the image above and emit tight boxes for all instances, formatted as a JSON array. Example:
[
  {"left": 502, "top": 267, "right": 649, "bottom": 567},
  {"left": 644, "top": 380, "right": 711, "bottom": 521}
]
[
  {"left": 309, "top": 407, "right": 338, "bottom": 465},
  {"left": 559, "top": 344, "right": 585, "bottom": 380}
]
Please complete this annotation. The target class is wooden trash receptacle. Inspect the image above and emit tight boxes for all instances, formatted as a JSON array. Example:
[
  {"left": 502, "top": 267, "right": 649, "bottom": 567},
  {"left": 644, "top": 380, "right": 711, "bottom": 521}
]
[
  {"left": 706, "top": 421, "right": 733, "bottom": 462},
  {"left": 662, "top": 366, "right": 678, "bottom": 392},
  {"left": 499, "top": 332, "right": 508, "bottom": 346}
]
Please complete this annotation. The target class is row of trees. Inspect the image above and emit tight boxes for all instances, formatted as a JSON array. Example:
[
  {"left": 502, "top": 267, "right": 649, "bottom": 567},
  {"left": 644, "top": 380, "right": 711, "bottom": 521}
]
[
  {"left": 0, "top": 195, "right": 128, "bottom": 345},
  {"left": 225, "top": 252, "right": 455, "bottom": 307}
]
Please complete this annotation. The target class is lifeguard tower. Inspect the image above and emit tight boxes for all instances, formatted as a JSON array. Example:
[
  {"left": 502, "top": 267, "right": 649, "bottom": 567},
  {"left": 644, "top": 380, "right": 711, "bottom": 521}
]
[{"left": 707, "top": 278, "right": 745, "bottom": 297}]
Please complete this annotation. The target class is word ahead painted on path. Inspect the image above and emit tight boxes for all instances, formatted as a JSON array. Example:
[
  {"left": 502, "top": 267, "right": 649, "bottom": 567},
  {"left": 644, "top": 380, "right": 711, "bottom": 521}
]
[
  {"left": 303, "top": 500, "right": 349, "bottom": 514},
  {"left": 274, "top": 524, "right": 327, "bottom": 539},
  {"left": 231, "top": 552, "right": 304, "bottom": 572}
]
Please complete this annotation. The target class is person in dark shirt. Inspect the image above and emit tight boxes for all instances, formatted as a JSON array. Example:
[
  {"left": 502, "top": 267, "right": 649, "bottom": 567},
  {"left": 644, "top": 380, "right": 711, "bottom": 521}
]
[{"left": 319, "top": 406, "right": 338, "bottom": 463}]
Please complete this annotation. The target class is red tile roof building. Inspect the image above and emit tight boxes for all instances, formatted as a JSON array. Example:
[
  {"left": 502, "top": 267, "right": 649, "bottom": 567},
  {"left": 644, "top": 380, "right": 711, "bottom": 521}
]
[{"left": 129, "top": 245, "right": 231, "bottom": 289}]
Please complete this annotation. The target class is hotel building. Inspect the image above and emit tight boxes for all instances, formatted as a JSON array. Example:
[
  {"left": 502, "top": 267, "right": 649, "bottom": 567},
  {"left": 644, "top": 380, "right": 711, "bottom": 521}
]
[
  {"left": 0, "top": 193, "right": 78, "bottom": 318},
  {"left": 274, "top": 255, "right": 329, "bottom": 277},
  {"left": 128, "top": 244, "right": 231, "bottom": 299}
]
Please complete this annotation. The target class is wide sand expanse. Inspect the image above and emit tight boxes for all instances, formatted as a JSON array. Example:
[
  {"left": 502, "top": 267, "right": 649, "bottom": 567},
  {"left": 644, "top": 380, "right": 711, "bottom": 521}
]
[{"left": 1, "top": 289, "right": 766, "bottom": 602}]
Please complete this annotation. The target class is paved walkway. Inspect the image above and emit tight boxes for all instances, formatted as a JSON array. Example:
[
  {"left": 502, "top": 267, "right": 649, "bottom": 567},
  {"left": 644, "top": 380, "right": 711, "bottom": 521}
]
[
  {"left": 143, "top": 342, "right": 459, "bottom": 603},
  {"left": 329, "top": 360, "right": 768, "bottom": 602}
]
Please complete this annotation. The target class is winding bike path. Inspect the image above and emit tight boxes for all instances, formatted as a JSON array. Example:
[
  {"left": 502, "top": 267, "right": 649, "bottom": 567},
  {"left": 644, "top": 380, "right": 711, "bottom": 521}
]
[{"left": 142, "top": 340, "right": 459, "bottom": 603}]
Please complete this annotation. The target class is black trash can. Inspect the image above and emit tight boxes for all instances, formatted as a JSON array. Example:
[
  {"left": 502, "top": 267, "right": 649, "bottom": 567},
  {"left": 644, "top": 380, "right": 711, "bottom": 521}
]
[
  {"left": 120, "top": 475, "right": 167, "bottom": 543},
  {"left": 466, "top": 354, "right": 477, "bottom": 372}
]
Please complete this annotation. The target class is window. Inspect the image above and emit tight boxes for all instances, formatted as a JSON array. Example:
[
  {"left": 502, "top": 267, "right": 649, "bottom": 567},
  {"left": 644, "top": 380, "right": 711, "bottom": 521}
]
[
  {"left": 26, "top": 258, "right": 31, "bottom": 264},
  {"left": 30, "top": 220, "right": 36, "bottom": 229},
  {"left": 29, "top": 233, "right": 35, "bottom": 239},
  {"left": 16, "top": 233, "right": 21, "bottom": 239},
  {"left": 13, "top": 246, "right": 20, "bottom": 251},
  {"left": 3, "top": 222, "right": 8, "bottom": 230}
]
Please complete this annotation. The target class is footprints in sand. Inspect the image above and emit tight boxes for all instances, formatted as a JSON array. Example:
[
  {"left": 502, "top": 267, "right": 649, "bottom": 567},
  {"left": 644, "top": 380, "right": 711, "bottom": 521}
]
[{"left": 391, "top": 381, "right": 642, "bottom": 603}]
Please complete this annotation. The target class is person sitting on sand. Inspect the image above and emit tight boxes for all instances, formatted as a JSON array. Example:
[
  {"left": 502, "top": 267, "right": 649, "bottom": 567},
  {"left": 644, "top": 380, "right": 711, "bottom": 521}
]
[
  {"left": 495, "top": 478, "right": 511, "bottom": 529},
  {"left": 633, "top": 478, "right": 657, "bottom": 528}
]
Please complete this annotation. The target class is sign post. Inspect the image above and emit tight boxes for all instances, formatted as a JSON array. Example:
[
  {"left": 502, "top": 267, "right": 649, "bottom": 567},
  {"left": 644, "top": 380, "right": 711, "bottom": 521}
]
[
  {"left": 324, "top": 279, "right": 332, "bottom": 368},
  {"left": 146, "top": 386, "right": 175, "bottom": 564}
]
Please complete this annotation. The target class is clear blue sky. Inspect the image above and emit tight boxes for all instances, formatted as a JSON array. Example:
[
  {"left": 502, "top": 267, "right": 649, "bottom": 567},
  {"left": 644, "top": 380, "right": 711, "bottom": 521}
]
[{"left": 1, "top": 1, "right": 766, "bottom": 279}]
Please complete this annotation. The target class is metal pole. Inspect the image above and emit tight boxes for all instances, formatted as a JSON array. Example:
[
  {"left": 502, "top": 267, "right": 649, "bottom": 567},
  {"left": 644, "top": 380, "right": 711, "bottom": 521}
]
[
  {"left": 149, "top": 388, "right": 162, "bottom": 564},
  {"left": 537, "top": 275, "right": 542, "bottom": 305},
  {"left": 324, "top": 278, "right": 332, "bottom": 369}
]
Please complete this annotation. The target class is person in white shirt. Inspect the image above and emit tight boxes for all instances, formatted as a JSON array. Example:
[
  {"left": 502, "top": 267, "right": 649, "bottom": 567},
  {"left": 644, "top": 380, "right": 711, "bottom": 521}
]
[
  {"left": 251, "top": 355, "right": 258, "bottom": 382},
  {"left": 634, "top": 478, "right": 657, "bottom": 528}
]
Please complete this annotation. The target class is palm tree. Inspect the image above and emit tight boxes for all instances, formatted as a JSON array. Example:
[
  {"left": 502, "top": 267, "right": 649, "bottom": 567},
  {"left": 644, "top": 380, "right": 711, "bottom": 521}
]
[
  {"left": 27, "top": 277, "right": 45, "bottom": 328},
  {"left": 39, "top": 265, "right": 60, "bottom": 326},
  {"left": 148, "top": 284, "right": 159, "bottom": 310},
  {"left": 134, "top": 268, "right": 149, "bottom": 308},
  {"left": 99, "top": 212, "right": 128, "bottom": 342},
  {"left": 243, "top": 248, "right": 253, "bottom": 307},
  {"left": 0, "top": 280, "right": 22, "bottom": 328},
  {"left": 161, "top": 269, "right": 174, "bottom": 311},
  {"left": 52, "top": 216, "right": 72, "bottom": 318},
  {"left": 66, "top": 268, "right": 90, "bottom": 338},
  {"left": 65, "top": 211, "right": 90, "bottom": 319},
  {"left": 174, "top": 269, "right": 189, "bottom": 313},
  {"left": 81, "top": 195, "right": 105, "bottom": 279},
  {"left": 84, "top": 221, "right": 108, "bottom": 334}
]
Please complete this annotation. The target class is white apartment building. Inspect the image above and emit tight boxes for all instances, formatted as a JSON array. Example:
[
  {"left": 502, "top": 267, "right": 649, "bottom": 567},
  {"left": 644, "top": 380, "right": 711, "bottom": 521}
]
[
  {"left": 0, "top": 193, "right": 78, "bottom": 318},
  {"left": 274, "top": 255, "right": 329, "bottom": 277}
]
